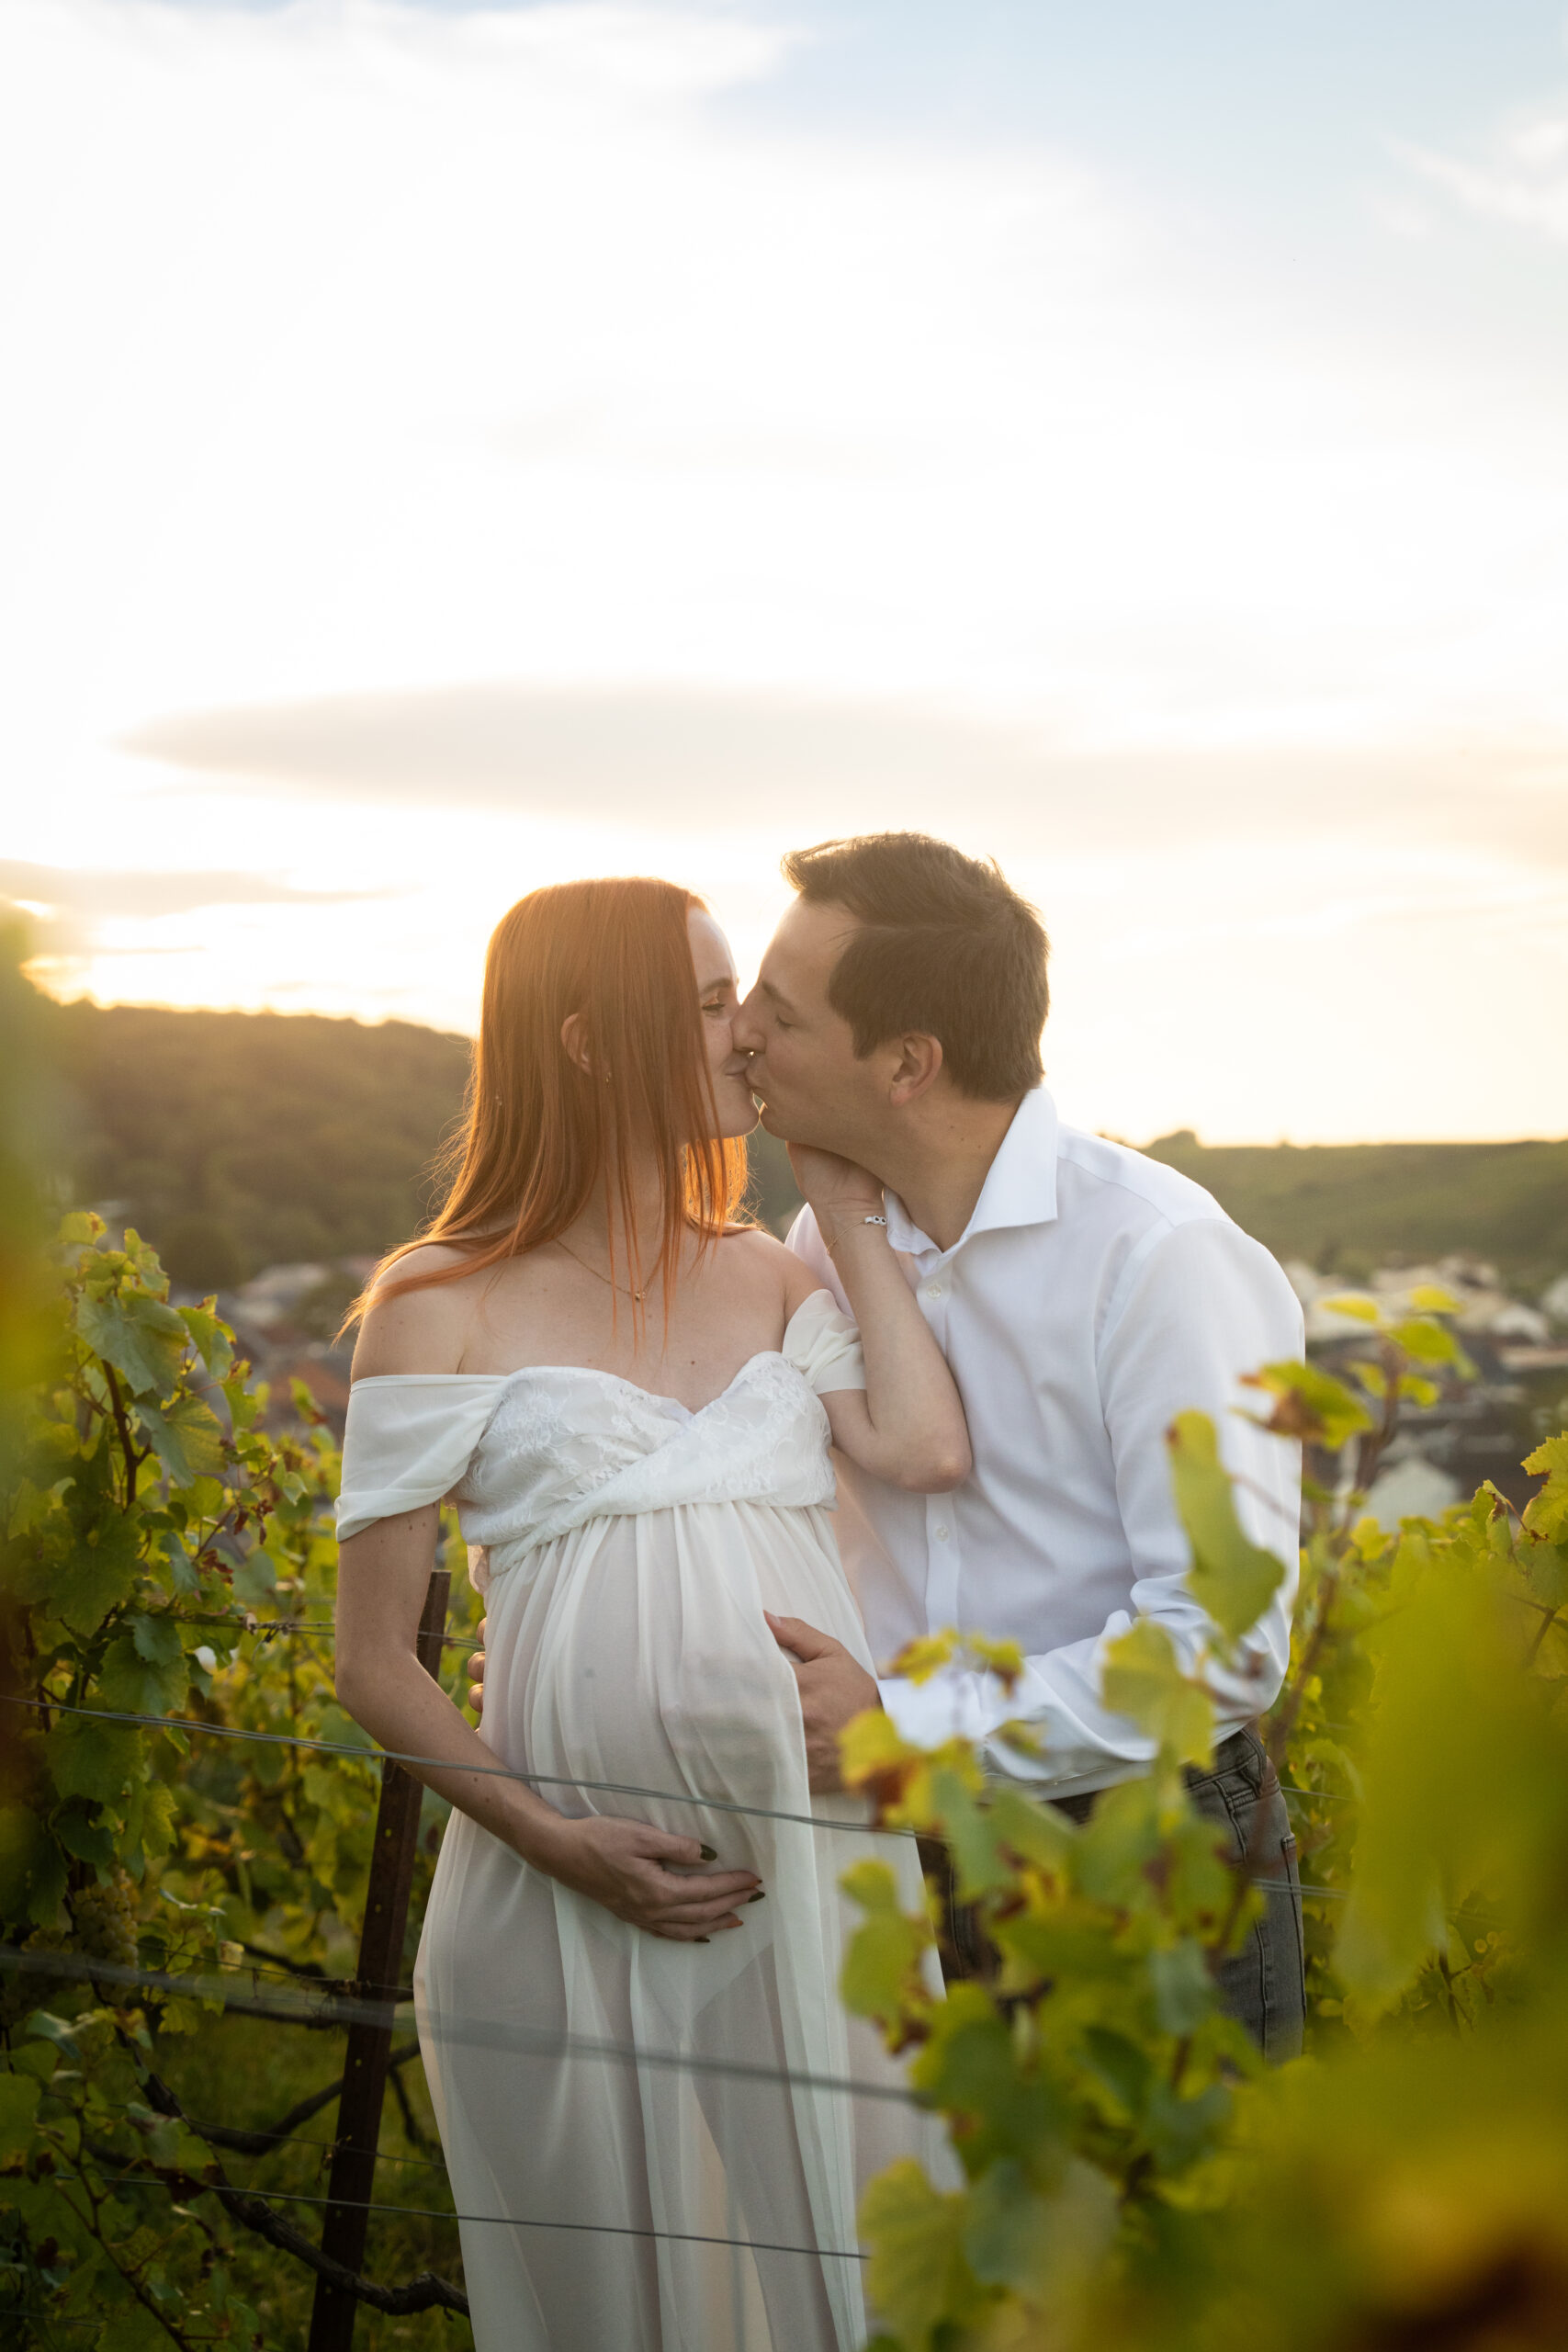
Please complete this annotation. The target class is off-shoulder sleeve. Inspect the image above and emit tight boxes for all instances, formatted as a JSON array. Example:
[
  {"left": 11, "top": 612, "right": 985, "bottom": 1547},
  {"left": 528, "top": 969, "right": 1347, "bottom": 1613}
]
[
  {"left": 782, "top": 1288, "right": 866, "bottom": 1395},
  {"left": 335, "top": 1375, "right": 503, "bottom": 1543}
]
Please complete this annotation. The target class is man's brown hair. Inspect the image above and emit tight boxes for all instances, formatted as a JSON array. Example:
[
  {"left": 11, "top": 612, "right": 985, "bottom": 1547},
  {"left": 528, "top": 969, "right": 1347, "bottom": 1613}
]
[{"left": 782, "top": 832, "right": 1048, "bottom": 1101}]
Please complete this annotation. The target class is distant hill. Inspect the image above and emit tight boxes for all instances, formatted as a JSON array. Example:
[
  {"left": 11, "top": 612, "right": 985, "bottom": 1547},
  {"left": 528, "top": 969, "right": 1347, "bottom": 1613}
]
[
  {"left": 36, "top": 995, "right": 804, "bottom": 1283},
  {"left": 1143, "top": 1131, "right": 1568, "bottom": 1291},
  {"left": 33, "top": 996, "right": 1567, "bottom": 1289}
]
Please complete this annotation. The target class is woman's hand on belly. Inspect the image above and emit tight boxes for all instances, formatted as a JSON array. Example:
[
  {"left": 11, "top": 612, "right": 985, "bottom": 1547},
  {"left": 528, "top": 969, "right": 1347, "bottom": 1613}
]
[{"left": 533, "top": 1814, "right": 762, "bottom": 1942}]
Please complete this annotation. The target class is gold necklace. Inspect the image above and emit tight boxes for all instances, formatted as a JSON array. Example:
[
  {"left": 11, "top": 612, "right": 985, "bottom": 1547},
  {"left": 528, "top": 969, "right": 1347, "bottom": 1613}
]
[{"left": 555, "top": 1236, "right": 647, "bottom": 1304}]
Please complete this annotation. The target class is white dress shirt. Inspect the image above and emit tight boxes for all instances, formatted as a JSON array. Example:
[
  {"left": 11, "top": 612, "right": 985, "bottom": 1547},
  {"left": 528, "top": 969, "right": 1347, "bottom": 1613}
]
[{"left": 787, "top": 1086, "right": 1303, "bottom": 1795}]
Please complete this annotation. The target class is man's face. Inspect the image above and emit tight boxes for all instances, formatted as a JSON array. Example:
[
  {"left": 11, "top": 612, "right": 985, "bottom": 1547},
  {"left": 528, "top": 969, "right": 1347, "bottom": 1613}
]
[{"left": 734, "top": 897, "right": 886, "bottom": 1155}]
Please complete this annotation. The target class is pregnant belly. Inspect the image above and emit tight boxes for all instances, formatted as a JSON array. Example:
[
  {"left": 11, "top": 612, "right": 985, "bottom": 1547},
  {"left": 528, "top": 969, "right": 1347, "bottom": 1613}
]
[{"left": 486, "top": 1508, "right": 819, "bottom": 1837}]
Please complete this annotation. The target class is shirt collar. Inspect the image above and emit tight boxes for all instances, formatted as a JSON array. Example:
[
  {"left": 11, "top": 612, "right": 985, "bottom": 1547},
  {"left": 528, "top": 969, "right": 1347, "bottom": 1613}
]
[{"left": 883, "top": 1086, "right": 1060, "bottom": 1261}]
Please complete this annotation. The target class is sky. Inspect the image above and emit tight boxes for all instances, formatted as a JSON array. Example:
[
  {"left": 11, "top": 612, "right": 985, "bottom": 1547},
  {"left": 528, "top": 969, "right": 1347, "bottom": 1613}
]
[{"left": 4, "top": 0, "right": 1567, "bottom": 1144}]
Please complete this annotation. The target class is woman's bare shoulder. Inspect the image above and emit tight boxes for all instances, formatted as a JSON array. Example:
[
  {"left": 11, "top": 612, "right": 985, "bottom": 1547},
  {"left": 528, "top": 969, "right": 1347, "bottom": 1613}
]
[
  {"left": 722, "top": 1223, "right": 820, "bottom": 1312},
  {"left": 351, "top": 1245, "right": 486, "bottom": 1380}
]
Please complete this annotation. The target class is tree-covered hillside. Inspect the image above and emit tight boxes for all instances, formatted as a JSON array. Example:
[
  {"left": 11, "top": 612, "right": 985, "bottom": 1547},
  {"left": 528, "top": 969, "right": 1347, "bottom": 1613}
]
[
  {"left": 40, "top": 999, "right": 471, "bottom": 1284},
  {"left": 1144, "top": 1130, "right": 1568, "bottom": 1289},
  {"left": 31, "top": 995, "right": 1568, "bottom": 1287}
]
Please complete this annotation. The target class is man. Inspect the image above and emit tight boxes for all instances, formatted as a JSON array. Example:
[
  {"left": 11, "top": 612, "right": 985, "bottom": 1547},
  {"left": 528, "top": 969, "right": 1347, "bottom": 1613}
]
[{"left": 732, "top": 832, "right": 1305, "bottom": 2057}]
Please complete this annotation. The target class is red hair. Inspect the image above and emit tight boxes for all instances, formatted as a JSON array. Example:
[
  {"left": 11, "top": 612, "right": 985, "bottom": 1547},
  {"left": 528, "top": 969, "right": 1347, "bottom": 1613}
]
[{"left": 362, "top": 877, "right": 748, "bottom": 1320}]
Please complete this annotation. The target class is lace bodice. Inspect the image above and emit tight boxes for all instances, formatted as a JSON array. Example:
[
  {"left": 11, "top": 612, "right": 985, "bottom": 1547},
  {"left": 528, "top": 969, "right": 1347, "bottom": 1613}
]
[{"left": 336, "top": 1287, "right": 865, "bottom": 1552}]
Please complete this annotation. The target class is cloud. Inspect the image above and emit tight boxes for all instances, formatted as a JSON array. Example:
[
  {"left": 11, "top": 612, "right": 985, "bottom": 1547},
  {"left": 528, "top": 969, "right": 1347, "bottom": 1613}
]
[
  {"left": 125, "top": 681, "right": 1568, "bottom": 865},
  {"left": 0, "top": 862, "right": 396, "bottom": 919},
  {"left": 1398, "top": 107, "right": 1568, "bottom": 244}
]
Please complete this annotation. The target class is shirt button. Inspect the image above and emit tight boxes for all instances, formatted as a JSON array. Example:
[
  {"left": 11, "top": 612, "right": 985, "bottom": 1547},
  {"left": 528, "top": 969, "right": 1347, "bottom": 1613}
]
[
  {"left": 933, "top": 1523, "right": 950, "bottom": 1543},
  {"left": 924, "top": 1283, "right": 943, "bottom": 1301}
]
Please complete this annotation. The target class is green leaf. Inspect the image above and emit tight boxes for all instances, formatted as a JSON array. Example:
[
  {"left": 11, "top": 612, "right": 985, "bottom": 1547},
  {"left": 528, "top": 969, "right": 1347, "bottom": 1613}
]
[
  {"left": 135, "top": 1394, "right": 227, "bottom": 1487},
  {"left": 98, "top": 1630, "right": 189, "bottom": 1718},
  {"left": 1167, "top": 1410, "right": 1285, "bottom": 1642},
  {"left": 1388, "top": 1317, "right": 1462, "bottom": 1366},
  {"left": 1524, "top": 1436, "right": 1568, "bottom": 1543},
  {"left": 1318, "top": 1293, "right": 1381, "bottom": 1323},
  {"left": 75, "top": 1292, "right": 187, "bottom": 1401},
  {"left": 988, "top": 1787, "right": 1076, "bottom": 1876},
  {"left": 231, "top": 1547, "right": 279, "bottom": 1606},
  {"left": 859, "top": 2160, "right": 989, "bottom": 2352},
  {"left": 964, "top": 2157, "right": 1119, "bottom": 2309},
  {"left": 0, "top": 2072, "right": 41, "bottom": 2157},
  {"left": 1523, "top": 1542, "right": 1568, "bottom": 1611},
  {"left": 1407, "top": 1284, "right": 1462, "bottom": 1313},
  {"left": 928, "top": 1769, "right": 1011, "bottom": 1903},
  {"left": 911, "top": 1987, "right": 1068, "bottom": 2177},
  {"left": 0, "top": 1804, "right": 68, "bottom": 1927},
  {"left": 1081, "top": 2026, "right": 1153, "bottom": 2121},
  {"left": 1148, "top": 1939, "right": 1215, "bottom": 2034},
  {"left": 841, "top": 1910, "right": 929, "bottom": 2026},
  {"left": 52, "top": 1811, "right": 119, "bottom": 1871},
  {"left": 1243, "top": 1360, "right": 1374, "bottom": 1450},
  {"left": 177, "top": 1303, "right": 233, "bottom": 1378},
  {"left": 1101, "top": 1618, "right": 1213, "bottom": 1764},
  {"left": 19, "top": 1514, "right": 141, "bottom": 1636},
  {"left": 1143, "top": 2077, "right": 1230, "bottom": 2175},
  {"left": 45, "top": 1716, "right": 145, "bottom": 1804}
]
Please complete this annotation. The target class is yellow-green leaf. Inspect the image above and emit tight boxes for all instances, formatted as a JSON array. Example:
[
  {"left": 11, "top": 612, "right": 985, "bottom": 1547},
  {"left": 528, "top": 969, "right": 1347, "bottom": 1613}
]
[
  {"left": 860, "top": 2160, "right": 989, "bottom": 2351},
  {"left": 1101, "top": 1619, "right": 1213, "bottom": 1763},
  {"left": 1167, "top": 1410, "right": 1285, "bottom": 1642}
]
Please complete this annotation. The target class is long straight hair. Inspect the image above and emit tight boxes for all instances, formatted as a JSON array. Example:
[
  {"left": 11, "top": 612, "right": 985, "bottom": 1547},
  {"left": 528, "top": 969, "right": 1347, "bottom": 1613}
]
[{"left": 362, "top": 877, "right": 749, "bottom": 1321}]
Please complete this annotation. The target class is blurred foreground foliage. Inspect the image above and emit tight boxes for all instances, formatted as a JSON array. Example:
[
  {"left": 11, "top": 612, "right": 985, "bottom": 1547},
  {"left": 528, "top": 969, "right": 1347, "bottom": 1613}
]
[
  {"left": 0, "top": 1214, "right": 476, "bottom": 2346},
  {"left": 841, "top": 1290, "right": 1568, "bottom": 2352}
]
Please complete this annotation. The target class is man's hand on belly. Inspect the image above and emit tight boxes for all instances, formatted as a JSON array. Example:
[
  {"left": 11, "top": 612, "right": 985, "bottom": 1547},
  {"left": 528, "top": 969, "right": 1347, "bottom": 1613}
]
[{"left": 765, "top": 1612, "right": 881, "bottom": 1794}]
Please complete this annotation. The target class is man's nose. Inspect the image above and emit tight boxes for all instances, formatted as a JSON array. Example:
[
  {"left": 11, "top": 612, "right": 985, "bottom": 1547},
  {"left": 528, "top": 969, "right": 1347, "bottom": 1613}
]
[{"left": 732, "top": 990, "right": 766, "bottom": 1055}]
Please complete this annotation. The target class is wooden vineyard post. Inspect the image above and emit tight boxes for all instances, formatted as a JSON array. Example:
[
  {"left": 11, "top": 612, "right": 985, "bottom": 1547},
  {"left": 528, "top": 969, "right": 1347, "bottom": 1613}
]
[{"left": 308, "top": 1564, "right": 451, "bottom": 2352}]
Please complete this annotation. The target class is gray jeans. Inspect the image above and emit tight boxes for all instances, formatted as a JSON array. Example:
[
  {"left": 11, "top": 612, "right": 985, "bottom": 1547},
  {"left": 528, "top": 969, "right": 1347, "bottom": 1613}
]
[{"left": 924, "top": 1726, "right": 1306, "bottom": 2062}]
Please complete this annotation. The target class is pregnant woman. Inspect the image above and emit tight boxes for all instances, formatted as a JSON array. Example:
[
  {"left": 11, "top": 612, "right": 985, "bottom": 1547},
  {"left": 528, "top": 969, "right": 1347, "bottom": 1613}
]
[{"left": 333, "top": 876, "right": 967, "bottom": 2350}]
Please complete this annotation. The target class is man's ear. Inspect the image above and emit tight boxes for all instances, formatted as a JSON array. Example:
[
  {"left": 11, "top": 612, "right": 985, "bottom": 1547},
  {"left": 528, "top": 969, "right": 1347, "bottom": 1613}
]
[
  {"left": 887, "top": 1033, "right": 943, "bottom": 1107},
  {"left": 559, "top": 1011, "right": 595, "bottom": 1078}
]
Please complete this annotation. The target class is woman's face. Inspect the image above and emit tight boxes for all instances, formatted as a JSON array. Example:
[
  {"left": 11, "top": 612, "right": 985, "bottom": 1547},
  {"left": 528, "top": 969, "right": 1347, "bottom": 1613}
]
[{"left": 689, "top": 908, "right": 760, "bottom": 1141}]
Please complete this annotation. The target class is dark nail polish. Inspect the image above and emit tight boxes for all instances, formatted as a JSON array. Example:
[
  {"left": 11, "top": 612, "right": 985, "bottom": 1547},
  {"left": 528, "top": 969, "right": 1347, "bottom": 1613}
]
[
  {"left": 748, "top": 1892, "right": 766, "bottom": 1903},
  {"left": 699, "top": 1844, "right": 717, "bottom": 1861}
]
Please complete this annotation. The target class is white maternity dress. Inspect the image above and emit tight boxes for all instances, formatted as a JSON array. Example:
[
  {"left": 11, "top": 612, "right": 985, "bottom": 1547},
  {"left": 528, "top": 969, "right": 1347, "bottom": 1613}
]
[{"left": 335, "top": 1291, "right": 948, "bottom": 2352}]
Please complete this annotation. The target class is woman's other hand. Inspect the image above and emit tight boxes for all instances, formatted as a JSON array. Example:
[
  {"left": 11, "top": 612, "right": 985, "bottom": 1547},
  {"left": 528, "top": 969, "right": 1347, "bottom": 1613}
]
[
  {"left": 784, "top": 1141, "right": 884, "bottom": 1246},
  {"left": 467, "top": 1616, "right": 487, "bottom": 1713},
  {"left": 536, "top": 1815, "right": 761, "bottom": 1941}
]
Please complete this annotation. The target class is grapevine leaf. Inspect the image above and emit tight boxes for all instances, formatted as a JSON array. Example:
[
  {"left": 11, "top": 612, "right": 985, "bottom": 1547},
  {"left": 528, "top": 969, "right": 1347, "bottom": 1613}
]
[
  {"left": 859, "top": 2159, "right": 989, "bottom": 2352},
  {"left": 927, "top": 1768, "right": 1010, "bottom": 1902},
  {"left": 1167, "top": 1410, "right": 1285, "bottom": 1642},
  {"left": 0, "top": 2073, "right": 42, "bottom": 2157},
  {"left": 1523, "top": 1543, "right": 1568, "bottom": 1611},
  {"left": 1148, "top": 1939, "right": 1214, "bottom": 2034},
  {"left": 1388, "top": 1317, "right": 1464, "bottom": 1367},
  {"left": 1100, "top": 1619, "right": 1213, "bottom": 1764},
  {"left": 177, "top": 1303, "right": 233, "bottom": 1378},
  {"left": 135, "top": 1394, "right": 227, "bottom": 1487},
  {"left": 1242, "top": 1360, "right": 1373, "bottom": 1450},
  {"left": 98, "top": 1631, "right": 189, "bottom": 1718},
  {"left": 1317, "top": 1293, "right": 1380, "bottom": 1323},
  {"left": 75, "top": 1293, "right": 187, "bottom": 1401},
  {"left": 17, "top": 1518, "right": 141, "bottom": 1636},
  {"left": 44, "top": 1717, "right": 145, "bottom": 1804},
  {"left": 0, "top": 1804, "right": 68, "bottom": 1926},
  {"left": 1407, "top": 1284, "right": 1462, "bottom": 1312},
  {"left": 987, "top": 1788, "right": 1076, "bottom": 1875},
  {"left": 1523, "top": 1436, "right": 1568, "bottom": 1543},
  {"left": 52, "top": 1813, "right": 119, "bottom": 1870}
]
